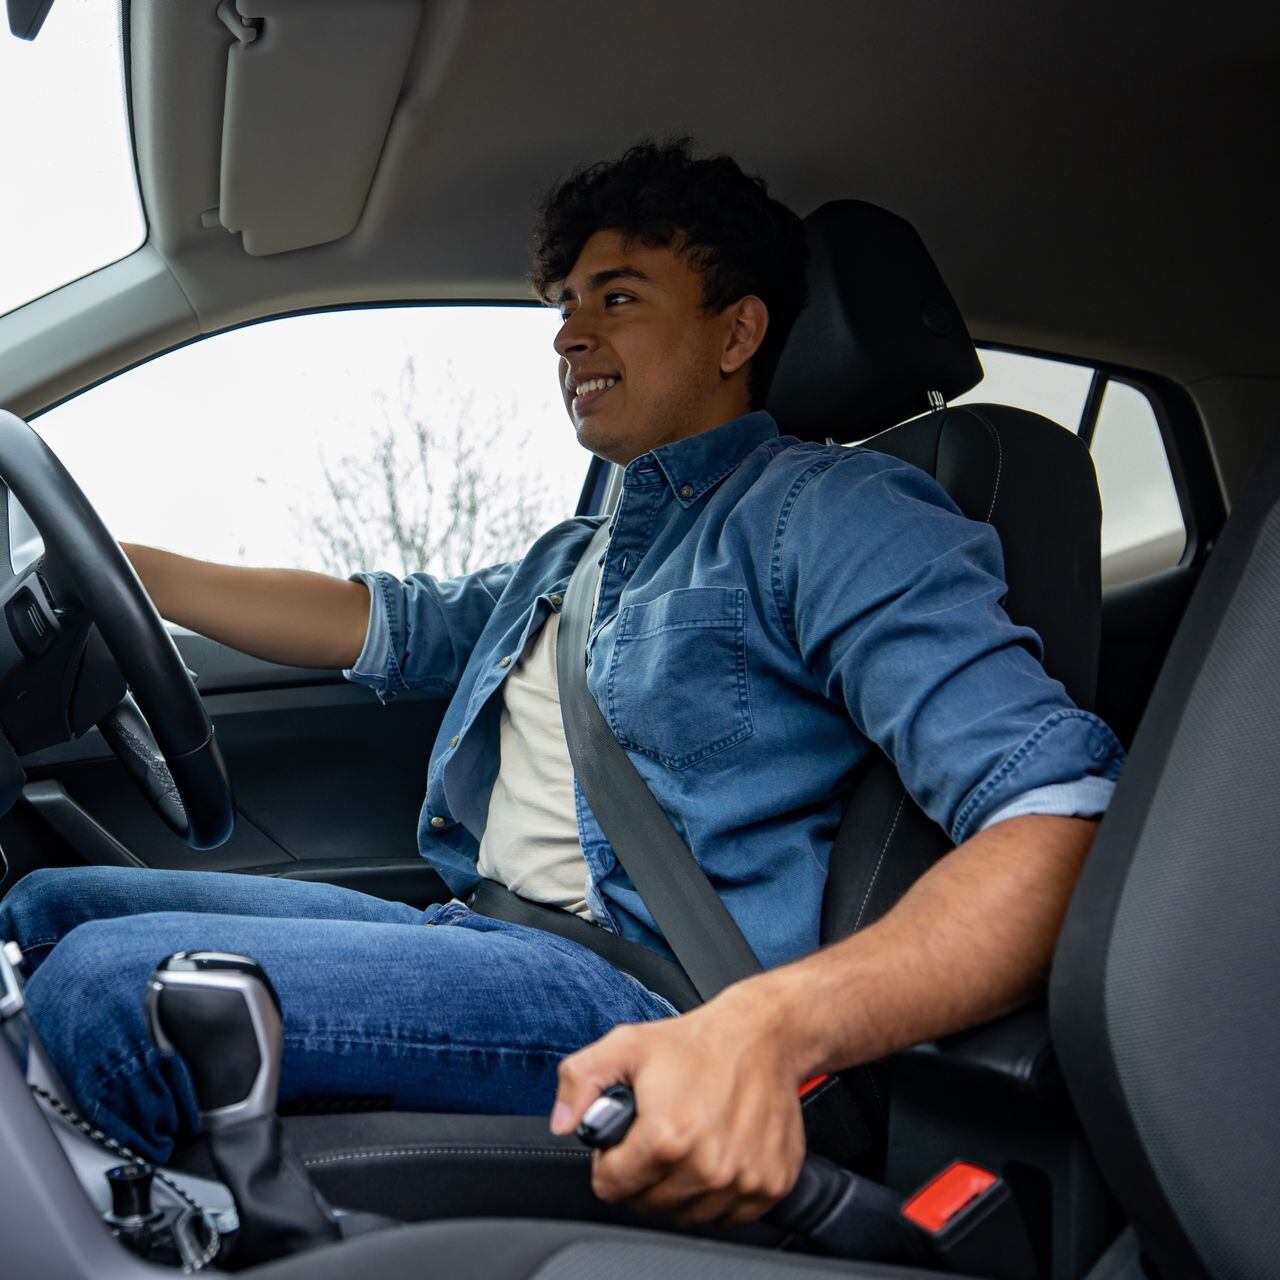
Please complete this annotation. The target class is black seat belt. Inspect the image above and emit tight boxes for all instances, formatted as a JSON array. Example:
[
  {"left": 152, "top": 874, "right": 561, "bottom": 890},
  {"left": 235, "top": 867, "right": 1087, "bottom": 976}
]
[{"left": 555, "top": 520, "right": 764, "bottom": 1001}]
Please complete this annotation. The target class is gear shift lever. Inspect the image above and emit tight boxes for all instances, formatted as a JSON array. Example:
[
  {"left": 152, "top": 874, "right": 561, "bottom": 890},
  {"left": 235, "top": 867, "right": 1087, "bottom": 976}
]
[
  {"left": 148, "top": 951, "right": 284, "bottom": 1129},
  {"left": 148, "top": 952, "right": 342, "bottom": 1265}
]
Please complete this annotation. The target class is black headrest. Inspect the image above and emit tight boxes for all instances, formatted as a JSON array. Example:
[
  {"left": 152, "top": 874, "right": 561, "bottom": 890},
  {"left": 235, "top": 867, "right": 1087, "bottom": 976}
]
[{"left": 768, "top": 201, "right": 983, "bottom": 443}]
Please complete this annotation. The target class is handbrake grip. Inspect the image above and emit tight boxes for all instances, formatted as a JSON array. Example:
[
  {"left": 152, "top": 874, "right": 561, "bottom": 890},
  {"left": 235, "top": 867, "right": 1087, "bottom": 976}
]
[{"left": 578, "top": 1083, "right": 925, "bottom": 1264}]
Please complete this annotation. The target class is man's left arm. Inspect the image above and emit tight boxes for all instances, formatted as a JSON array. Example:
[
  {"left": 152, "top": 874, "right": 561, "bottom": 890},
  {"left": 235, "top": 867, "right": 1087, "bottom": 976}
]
[{"left": 551, "top": 811, "right": 1096, "bottom": 1226}]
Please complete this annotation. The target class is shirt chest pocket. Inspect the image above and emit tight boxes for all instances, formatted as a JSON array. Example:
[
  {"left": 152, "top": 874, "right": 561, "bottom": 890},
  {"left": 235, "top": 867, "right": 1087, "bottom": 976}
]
[{"left": 604, "top": 586, "right": 754, "bottom": 770}]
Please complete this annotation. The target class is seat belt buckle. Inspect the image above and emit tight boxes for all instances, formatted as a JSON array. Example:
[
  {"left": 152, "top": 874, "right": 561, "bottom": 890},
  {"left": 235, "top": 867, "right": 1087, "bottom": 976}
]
[
  {"left": 797, "top": 1073, "right": 875, "bottom": 1171},
  {"left": 900, "top": 1160, "right": 1039, "bottom": 1280}
]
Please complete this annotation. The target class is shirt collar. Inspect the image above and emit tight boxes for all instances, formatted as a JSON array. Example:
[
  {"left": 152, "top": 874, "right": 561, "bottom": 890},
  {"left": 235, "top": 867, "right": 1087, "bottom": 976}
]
[{"left": 639, "top": 410, "right": 780, "bottom": 508}]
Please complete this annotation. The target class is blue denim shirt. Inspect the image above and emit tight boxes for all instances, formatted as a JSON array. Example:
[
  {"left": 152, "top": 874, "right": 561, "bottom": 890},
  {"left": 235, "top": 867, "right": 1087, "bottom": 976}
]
[{"left": 346, "top": 411, "right": 1124, "bottom": 970}]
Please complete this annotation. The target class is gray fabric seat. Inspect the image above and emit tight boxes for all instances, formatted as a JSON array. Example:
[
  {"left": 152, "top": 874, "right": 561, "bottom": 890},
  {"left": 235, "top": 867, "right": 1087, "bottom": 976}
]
[{"left": 254, "top": 1216, "right": 951, "bottom": 1280}]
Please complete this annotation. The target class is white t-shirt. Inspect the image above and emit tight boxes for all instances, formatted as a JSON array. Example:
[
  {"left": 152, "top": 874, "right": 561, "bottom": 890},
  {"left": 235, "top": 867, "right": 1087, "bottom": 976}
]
[{"left": 475, "top": 612, "right": 594, "bottom": 920}]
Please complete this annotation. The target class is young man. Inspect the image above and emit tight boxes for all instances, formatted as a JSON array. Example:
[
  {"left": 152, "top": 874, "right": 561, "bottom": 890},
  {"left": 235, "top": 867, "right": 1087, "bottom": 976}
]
[{"left": 0, "top": 141, "right": 1122, "bottom": 1225}]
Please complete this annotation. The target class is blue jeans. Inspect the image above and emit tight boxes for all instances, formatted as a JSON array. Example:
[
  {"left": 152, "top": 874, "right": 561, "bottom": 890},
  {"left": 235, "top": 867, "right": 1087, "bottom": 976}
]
[{"left": 0, "top": 866, "right": 675, "bottom": 1164}]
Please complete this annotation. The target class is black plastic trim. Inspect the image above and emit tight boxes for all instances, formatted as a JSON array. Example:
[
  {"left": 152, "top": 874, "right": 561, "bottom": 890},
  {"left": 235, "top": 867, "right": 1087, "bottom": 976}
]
[
  {"left": 899, "top": 1002, "right": 1062, "bottom": 1103},
  {"left": 1078, "top": 369, "right": 1105, "bottom": 446}
]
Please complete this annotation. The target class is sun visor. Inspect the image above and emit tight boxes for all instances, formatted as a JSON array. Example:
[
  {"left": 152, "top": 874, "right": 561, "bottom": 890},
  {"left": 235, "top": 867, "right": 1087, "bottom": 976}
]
[{"left": 216, "top": 0, "right": 421, "bottom": 256}]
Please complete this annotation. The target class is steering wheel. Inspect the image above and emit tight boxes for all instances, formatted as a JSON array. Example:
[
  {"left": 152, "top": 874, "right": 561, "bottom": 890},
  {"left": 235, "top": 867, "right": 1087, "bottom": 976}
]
[{"left": 0, "top": 409, "right": 234, "bottom": 850}]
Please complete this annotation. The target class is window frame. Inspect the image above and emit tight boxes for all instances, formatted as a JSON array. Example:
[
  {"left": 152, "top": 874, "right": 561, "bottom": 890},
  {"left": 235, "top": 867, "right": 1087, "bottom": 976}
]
[
  {"left": 976, "top": 343, "right": 1226, "bottom": 580},
  {"left": 30, "top": 297, "right": 562, "bottom": 419}
]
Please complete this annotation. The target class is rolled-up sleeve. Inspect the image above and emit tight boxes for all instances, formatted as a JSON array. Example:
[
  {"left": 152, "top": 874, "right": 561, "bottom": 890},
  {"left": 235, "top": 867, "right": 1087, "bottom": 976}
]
[
  {"left": 342, "top": 560, "right": 519, "bottom": 702},
  {"left": 975, "top": 775, "right": 1116, "bottom": 832},
  {"left": 777, "top": 451, "right": 1125, "bottom": 845}
]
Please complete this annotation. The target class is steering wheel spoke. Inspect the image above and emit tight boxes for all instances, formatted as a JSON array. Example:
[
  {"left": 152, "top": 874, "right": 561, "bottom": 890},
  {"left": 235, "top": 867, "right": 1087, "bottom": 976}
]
[{"left": 98, "top": 694, "right": 188, "bottom": 838}]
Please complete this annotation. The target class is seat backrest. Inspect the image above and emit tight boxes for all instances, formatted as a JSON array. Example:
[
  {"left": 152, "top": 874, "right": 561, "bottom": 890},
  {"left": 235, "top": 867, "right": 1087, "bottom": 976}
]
[
  {"left": 1049, "top": 437, "right": 1280, "bottom": 1280},
  {"left": 768, "top": 201, "right": 1102, "bottom": 940}
]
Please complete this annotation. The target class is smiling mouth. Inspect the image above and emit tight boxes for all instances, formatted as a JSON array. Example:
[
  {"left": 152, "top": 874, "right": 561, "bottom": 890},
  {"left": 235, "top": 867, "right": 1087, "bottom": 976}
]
[{"left": 572, "top": 376, "right": 620, "bottom": 412}]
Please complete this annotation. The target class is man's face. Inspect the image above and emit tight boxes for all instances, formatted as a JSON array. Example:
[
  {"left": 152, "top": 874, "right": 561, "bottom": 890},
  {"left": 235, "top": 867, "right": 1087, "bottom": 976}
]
[{"left": 552, "top": 230, "right": 750, "bottom": 465}]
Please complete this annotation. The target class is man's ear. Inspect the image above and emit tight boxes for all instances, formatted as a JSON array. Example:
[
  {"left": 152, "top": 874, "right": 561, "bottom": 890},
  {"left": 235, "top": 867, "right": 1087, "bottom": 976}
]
[{"left": 720, "top": 295, "right": 769, "bottom": 377}]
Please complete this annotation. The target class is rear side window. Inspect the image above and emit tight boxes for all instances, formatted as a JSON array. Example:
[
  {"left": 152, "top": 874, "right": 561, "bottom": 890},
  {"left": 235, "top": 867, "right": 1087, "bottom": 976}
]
[
  {"left": 954, "top": 350, "right": 1094, "bottom": 432},
  {"left": 957, "top": 349, "right": 1187, "bottom": 588},
  {"left": 1090, "top": 381, "right": 1184, "bottom": 586}
]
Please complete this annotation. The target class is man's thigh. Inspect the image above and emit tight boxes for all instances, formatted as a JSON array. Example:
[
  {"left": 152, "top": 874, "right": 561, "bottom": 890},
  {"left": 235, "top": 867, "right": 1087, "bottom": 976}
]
[
  {"left": 25, "top": 903, "right": 672, "bottom": 1162},
  {"left": 0, "top": 864, "right": 424, "bottom": 967}
]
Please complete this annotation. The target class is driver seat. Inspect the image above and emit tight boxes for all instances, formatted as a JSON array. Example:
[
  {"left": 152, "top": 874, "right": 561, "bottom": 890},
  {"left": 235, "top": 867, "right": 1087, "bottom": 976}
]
[{"left": 177, "top": 201, "right": 1106, "bottom": 1231}]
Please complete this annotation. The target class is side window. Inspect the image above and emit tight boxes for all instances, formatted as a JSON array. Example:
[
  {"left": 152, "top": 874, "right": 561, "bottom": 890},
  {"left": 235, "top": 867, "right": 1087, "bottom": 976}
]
[
  {"left": 953, "top": 349, "right": 1094, "bottom": 431},
  {"left": 1090, "top": 381, "right": 1184, "bottom": 587},
  {"left": 33, "top": 306, "right": 582, "bottom": 579},
  {"left": 957, "top": 348, "right": 1188, "bottom": 588}
]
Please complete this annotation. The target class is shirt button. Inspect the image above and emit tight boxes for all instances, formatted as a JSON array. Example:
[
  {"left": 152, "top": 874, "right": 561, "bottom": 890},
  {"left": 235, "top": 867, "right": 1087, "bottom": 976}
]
[
  {"left": 549, "top": 593, "right": 564, "bottom": 606},
  {"left": 680, "top": 484, "right": 694, "bottom": 499},
  {"left": 429, "top": 815, "right": 445, "bottom": 829},
  {"left": 449, "top": 735, "right": 458, "bottom": 747},
  {"left": 499, "top": 655, "right": 512, "bottom": 667}
]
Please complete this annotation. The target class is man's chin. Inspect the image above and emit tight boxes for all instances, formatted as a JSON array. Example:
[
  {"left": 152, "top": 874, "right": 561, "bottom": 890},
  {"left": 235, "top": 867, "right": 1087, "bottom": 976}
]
[{"left": 573, "top": 416, "right": 629, "bottom": 465}]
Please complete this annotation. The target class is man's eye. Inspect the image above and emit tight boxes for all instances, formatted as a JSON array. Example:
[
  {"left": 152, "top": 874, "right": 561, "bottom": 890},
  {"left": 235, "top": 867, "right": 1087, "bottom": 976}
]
[{"left": 604, "top": 293, "right": 633, "bottom": 307}]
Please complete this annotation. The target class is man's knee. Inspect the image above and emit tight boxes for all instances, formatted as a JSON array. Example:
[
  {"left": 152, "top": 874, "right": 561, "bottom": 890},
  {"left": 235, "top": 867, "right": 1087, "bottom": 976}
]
[
  {"left": 2, "top": 864, "right": 76, "bottom": 909},
  {"left": 1, "top": 865, "right": 182, "bottom": 958},
  {"left": 27, "top": 915, "right": 156, "bottom": 1017},
  {"left": 26, "top": 916, "right": 195, "bottom": 1161},
  {"left": 26, "top": 915, "right": 184, "bottom": 1085},
  {"left": 0, "top": 865, "right": 92, "bottom": 948}
]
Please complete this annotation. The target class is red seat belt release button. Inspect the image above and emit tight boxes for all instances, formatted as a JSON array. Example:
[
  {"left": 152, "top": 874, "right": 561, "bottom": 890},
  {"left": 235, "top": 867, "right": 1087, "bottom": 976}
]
[
  {"left": 901, "top": 1161, "right": 997, "bottom": 1233},
  {"left": 797, "top": 1074, "right": 830, "bottom": 1097}
]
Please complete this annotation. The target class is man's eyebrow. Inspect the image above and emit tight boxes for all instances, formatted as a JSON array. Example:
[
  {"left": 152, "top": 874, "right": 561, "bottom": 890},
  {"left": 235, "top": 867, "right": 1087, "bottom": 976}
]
[{"left": 556, "top": 266, "right": 654, "bottom": 304}]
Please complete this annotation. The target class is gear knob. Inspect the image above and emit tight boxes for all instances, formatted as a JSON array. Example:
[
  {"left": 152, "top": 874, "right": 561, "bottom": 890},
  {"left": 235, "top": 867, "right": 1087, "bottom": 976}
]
[{"left": 147, "top": 951, "right": 283, "bottom": 1129}]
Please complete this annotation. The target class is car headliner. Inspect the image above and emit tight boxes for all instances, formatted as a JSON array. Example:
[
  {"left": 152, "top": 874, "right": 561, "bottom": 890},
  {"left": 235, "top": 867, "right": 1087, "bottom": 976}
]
[{"left": 2, "top": 1, "right": 1278, "bottom": 491}]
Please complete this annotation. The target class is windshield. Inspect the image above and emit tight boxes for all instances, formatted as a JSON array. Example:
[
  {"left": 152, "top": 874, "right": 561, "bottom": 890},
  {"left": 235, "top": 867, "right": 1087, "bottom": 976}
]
[{"left": 0, "top": 0, "right": 145, "bottom": 317}]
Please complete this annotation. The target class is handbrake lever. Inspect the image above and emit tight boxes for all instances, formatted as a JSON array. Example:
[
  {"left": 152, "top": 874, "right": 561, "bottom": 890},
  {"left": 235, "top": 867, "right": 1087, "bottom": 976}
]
[
  {"left": 577, "top": 1084, "right": 924, "bottom": 1263},
  {"left": 577, "top": 1083, "right": 1039, "bottom": 1277}
]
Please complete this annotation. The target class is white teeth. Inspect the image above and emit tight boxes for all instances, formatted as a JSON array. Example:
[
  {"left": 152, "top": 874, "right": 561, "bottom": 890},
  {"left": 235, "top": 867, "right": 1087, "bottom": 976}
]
[{"left": 574, "top": 377, "right": 619, "bottom": 397}]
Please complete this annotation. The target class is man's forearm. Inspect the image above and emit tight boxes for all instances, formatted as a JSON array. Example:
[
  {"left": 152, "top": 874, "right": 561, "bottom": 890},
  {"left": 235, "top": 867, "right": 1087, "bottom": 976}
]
[
  {"left": 734, "top": 813, "right": 1097, "bottom": 1080},
  {"left": 552, "top": 812, "right": 1098, "bottom": 1222},
  {"left": 120, "top": 543, "right": 372, "bottom": 671}
]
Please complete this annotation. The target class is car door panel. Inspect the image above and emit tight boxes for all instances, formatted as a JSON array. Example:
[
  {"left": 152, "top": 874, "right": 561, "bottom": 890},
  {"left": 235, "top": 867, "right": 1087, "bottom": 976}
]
[{"left": 2, "top": 634, "right": 453, "bottom": 903}]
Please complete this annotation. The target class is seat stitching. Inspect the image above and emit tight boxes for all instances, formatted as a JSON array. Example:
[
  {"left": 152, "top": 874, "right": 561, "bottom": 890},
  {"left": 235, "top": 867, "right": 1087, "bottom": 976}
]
[
  {"left": 851, "top": 791, "right": 905, "bottom": 934},
  {"left": 865, "top": 1068, "right": 884, "bottom": 1118},
  {"left": 302, "top": 1146, "right": 591, "bottom": 1168},
  {"left": 967, "top": 407, "right": 1004, "bottom": 523}
]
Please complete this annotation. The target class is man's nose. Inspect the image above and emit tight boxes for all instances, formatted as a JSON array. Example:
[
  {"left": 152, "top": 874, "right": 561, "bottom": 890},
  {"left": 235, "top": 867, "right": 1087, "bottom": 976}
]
[{"left": 554, "top": 308, "right": 597, "bottom": 359}]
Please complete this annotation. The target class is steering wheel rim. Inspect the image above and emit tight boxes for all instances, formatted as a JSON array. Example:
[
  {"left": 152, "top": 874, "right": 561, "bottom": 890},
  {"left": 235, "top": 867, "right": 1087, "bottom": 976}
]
[{"left": 0, "top": 409, "right": 234, "bottom": 850}]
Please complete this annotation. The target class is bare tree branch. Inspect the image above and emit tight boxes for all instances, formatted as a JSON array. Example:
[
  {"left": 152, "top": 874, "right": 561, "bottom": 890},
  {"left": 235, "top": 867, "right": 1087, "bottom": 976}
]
[{"left": 297, "top": 357, "right": 555, "bottom": 581}]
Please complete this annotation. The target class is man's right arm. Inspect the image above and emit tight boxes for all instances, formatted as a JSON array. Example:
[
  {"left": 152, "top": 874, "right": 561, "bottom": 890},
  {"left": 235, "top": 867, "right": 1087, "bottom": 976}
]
[{"left": 120, "top": 543, "right": 370, "bottom": 671}]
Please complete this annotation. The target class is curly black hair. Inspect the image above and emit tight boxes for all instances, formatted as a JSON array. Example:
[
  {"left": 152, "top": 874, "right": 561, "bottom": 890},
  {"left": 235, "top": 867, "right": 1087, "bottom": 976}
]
[{"left": 531, "top": 139, "right": 806, "bottom": 408}]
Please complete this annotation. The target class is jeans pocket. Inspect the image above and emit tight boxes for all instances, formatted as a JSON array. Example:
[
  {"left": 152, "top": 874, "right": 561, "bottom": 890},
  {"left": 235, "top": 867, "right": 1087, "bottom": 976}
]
[{"left": 605, "top": 586, "right": 753, "bottom": 770}]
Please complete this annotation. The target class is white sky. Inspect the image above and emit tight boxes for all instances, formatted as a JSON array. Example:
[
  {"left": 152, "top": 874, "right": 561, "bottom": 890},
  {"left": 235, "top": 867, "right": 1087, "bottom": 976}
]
[
  {"left": 1, "top": 8, "right": 1183, "bottom": 587},
  {"left": 0, "top": 0, "right": 144, "bottom": 317},
  {"left": 34, "top": 306, "right": 586, "bottom": 575}
]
